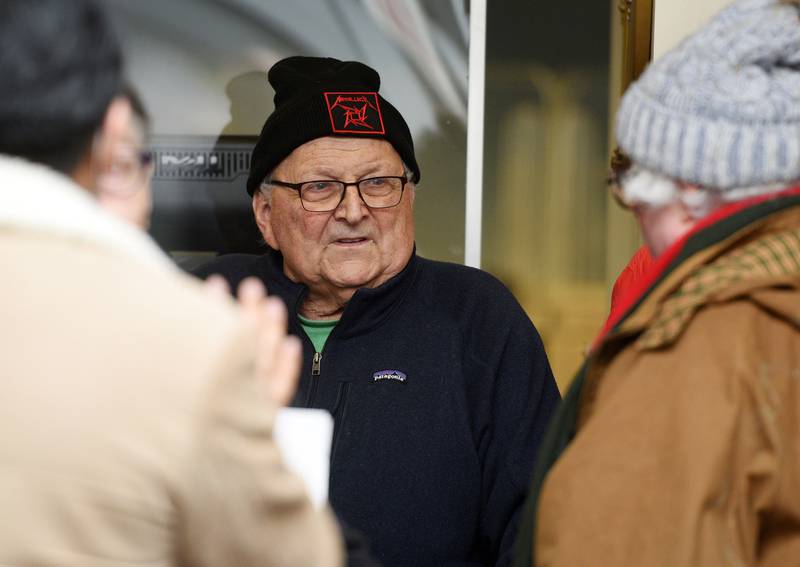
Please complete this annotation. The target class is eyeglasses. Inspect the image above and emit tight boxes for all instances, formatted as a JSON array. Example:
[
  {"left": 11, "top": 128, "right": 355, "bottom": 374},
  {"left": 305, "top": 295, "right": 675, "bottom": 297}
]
[
  {"left": 265, "top": 174, "right": 408, "bottom": 212},
  {"left": 606, "top": 147, "right": 634, "bottom": 210},
  {"left": 98, "top": 147, "right": 154, "bottom": 196}
]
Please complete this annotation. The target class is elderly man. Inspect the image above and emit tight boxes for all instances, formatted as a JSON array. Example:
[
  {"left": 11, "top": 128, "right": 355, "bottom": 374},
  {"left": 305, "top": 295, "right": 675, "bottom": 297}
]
[
  {"left": 195, "top": 56, "right": 560, "bottom": 566},
  {"left": 0, "top": 1, "right": 342, "bottom": 564},
  {"left": 514, "top": 0, "right": 800, "bottom": 565}
]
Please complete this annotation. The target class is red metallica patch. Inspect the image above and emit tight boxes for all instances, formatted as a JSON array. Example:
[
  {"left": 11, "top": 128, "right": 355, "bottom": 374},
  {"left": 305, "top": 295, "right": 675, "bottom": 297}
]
[{"left": 324, "top": 91, "right": 385, "bottom": 135}]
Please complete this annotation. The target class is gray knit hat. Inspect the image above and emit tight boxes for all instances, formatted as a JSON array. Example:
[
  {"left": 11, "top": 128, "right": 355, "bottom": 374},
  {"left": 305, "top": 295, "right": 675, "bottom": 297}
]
[{"left": 616, "top": 0, "right": 800, "bottom": 190}]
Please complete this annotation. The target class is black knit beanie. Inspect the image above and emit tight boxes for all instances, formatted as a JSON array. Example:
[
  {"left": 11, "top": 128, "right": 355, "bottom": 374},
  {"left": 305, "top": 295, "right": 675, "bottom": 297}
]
[{"left": 246, "top": 56, "right": 421, "bottom": 196}]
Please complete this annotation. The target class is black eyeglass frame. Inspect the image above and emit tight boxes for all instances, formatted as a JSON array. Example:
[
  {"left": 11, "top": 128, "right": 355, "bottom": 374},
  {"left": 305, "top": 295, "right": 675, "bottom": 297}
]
[{"left": 265, "top": 174, "right": 409, "bottom": 212}]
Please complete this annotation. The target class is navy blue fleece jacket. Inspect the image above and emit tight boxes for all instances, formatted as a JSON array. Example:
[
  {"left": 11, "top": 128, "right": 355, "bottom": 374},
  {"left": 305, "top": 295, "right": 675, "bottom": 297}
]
[{"left": 194, "top": 250, "right": 560, "bottom": 566}]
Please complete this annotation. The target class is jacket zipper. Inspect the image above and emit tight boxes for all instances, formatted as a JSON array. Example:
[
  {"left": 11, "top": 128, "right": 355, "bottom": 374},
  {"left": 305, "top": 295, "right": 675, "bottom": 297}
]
[{"left": 305, "top": 351, "right": 322, "bottom": 407}]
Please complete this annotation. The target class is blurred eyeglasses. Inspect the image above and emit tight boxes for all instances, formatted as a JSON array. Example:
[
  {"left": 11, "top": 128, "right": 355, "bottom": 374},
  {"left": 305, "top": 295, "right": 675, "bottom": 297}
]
[
  {"left": 607, "top": 147, "right": 634, "bottom": 210},
  {"left": 98, "top": 146, "right": 154, "bottom": 196},
  {"left": 265, "top": 174, "right": 408, "bottom": 212}
]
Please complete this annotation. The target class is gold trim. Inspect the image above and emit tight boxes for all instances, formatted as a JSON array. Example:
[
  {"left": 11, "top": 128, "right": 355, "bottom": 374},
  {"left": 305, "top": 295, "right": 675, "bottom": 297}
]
[{"left": 619, "top": 0, "right": 653, "bottom": 91}]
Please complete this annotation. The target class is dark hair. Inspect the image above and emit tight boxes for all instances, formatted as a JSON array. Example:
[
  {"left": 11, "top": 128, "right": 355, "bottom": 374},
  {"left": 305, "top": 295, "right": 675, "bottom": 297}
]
[{"left": 0, "top": 0, "right": 123, "bottom": 173}]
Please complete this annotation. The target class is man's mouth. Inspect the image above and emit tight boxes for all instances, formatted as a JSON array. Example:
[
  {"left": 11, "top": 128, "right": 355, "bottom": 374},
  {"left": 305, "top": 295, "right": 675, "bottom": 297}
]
[{"left": 334, "top": 237, "right": 369, "bottom": 246}]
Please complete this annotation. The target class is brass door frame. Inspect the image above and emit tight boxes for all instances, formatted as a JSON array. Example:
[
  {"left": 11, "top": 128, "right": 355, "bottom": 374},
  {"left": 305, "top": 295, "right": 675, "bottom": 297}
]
[
  {"left": 618, "top": 0, "right": 654, "bottom": 90},
  {"left": 605, "top": 0, "right": 654, "bottom": 295}
]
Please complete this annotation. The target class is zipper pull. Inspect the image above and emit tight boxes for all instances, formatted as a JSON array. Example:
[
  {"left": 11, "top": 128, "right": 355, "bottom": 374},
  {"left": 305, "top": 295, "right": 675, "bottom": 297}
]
[{"left": 312, "top": 352, "right": 322, "bottom": 376}]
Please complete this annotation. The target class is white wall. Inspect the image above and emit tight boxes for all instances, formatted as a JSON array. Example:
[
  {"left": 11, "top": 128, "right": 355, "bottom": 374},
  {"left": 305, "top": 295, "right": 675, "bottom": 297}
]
[{"left": 653, "top": 0, "right": 733, "bottom": 58}]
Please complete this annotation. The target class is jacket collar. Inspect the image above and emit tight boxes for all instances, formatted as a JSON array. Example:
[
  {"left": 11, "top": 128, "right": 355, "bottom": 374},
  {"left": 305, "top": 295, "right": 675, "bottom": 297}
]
[
  {"left": 637, "top": 216, "right": 800, "bottom": 349},
  {"left": 0, "top": 154, "right": 174, "bottom": 272},
  {"left": 263, "top": 246, "right": 420, "bottom": 340},
  {"left": 595, "top": 186, "right": 800, "bottom": 352}
]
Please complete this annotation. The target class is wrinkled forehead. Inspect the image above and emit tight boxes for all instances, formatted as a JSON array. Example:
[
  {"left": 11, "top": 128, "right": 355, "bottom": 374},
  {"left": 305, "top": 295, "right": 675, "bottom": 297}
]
[{"left": 273, "top": 136, "right": 404, "bottom": 180}]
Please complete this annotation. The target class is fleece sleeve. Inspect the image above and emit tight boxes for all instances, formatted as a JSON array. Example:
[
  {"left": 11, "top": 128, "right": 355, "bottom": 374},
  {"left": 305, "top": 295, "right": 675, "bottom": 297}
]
[{"left": 475, "top": 307, "right": 561, "bottom": 566}]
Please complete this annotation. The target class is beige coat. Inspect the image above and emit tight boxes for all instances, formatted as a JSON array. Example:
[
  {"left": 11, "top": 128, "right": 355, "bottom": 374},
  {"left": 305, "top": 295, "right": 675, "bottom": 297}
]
[
  {"left": 0, "top": 156, "right": 343, "bottom": 566},
  {"left": 537, "top": 201, "right": 800, "bottom": 566}
]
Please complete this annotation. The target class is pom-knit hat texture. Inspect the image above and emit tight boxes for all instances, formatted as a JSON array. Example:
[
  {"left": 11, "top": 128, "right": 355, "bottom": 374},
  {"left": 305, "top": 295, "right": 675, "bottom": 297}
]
[{"left": 616, "top": 0, "right": 800, "bottom": 190}]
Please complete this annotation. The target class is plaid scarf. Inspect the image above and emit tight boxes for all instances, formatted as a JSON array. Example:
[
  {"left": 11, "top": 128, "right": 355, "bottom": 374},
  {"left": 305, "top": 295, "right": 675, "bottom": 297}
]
[{"left": 638, "top": 229, "right": 800, "bottom": 349}]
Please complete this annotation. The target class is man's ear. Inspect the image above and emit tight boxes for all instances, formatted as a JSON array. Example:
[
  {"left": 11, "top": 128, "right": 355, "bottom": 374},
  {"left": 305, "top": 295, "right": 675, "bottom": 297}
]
[{"left": 252, "top": 190, "right": 279, "bottom": 249}]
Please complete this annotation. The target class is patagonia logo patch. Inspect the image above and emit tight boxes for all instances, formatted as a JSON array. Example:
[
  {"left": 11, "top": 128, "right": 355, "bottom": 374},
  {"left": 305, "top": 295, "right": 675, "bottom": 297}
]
[
  {"left": 324, "top": 92, "right": 385, "bottom": 135},
  {"left": 373, "top": 369, "right": 407, "bottom": 383}
]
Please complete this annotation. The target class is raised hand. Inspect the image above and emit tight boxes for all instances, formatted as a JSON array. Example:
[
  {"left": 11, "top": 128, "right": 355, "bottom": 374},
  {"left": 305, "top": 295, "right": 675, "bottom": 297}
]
[{"left": 204, "top": 275, "right": 301, "bottom": 406}]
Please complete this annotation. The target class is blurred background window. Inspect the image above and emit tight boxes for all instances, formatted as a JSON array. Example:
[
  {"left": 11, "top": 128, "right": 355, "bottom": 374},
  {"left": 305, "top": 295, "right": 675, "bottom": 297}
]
[
  {"left": 106, "top": 0, "right": 653, "bottom": 388},
  {"left": 481, "top": 0, "right": 649, "bottom": 388},
  {"left": 106, "top": 0, "right": 469, "bottom": 270}
]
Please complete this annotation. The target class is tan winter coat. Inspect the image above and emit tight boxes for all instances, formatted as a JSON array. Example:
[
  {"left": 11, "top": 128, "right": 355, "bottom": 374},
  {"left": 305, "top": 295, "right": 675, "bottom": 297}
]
[
  {"left": 537, "top": 197, "right": 800, "bottom": 566},
  {"left": 0, "top": 156, "right": 343, "bottom": 566}
]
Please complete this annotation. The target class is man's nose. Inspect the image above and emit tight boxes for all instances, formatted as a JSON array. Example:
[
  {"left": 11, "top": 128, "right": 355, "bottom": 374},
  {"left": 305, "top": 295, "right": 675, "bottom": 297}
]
[{"left": 334, "top": 184, "right": 368, "bottom": 223}]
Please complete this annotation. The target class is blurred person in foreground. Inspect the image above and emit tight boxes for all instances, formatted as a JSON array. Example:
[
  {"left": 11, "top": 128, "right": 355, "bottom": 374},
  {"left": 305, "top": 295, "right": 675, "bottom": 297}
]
[
  {"left": 0, "top": 1, "right": 342, "bottom": 565},
  {"left": 94, "top": 84, "right": 154, "bottom": 230},
  {"left": 195, "top": 55, "right": 561, "bottom": 566},
  {"left": 514, "top": 0, "right": 800, "bottom": 565}
]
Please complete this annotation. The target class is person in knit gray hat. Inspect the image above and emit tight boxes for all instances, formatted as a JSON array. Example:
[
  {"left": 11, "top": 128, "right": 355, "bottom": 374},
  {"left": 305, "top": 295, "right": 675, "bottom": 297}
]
[
  {"left": 612, "top": 0, "right": 800, "bottom": 256},
  {"left": 512, "top": 1, "right": 800, "bottom": 565}
]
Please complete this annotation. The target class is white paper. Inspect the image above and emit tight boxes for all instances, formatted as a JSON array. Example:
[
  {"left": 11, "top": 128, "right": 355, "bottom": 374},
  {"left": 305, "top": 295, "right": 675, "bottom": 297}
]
[{"left": 273, "top": 407, "right": 333, "bottom": 508}]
